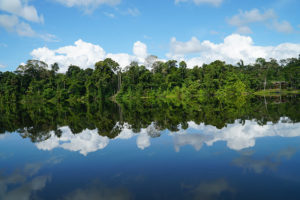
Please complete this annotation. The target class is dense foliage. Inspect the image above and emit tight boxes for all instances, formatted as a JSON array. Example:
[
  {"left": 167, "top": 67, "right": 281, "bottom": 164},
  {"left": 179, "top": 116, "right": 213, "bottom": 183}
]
[
  {"left": 0, "top": 96, "right": 299, "bottom": 142},
  {"left": 0, "top": 56, "right": 299, "bottom": 103}
]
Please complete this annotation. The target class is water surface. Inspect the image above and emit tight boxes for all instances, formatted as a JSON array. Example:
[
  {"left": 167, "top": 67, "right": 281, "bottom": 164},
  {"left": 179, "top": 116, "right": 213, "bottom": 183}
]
[{"left": 1, "top": 96, "right": 300, "bottom": 200}]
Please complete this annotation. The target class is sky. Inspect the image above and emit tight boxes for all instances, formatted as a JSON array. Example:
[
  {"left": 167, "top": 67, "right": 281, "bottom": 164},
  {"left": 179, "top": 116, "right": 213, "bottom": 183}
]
[{"left": 0, "top": 0, "right": 299, "bottom": 72}]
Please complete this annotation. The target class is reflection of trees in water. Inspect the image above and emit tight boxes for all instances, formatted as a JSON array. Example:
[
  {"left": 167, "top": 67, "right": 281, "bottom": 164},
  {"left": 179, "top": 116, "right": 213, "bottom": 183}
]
[{"left": 0, "top": 96, "right": 299, "bottom": 143}]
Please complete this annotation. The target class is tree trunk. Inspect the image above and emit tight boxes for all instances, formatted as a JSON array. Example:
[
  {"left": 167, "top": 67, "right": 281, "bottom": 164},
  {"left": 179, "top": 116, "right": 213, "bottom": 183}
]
[
  {"left": 117, "top": 71, "right": 122, "bottom": 92},
  {"left": 280, "top": 82, "right": 281, "bottom": 90},
  {"left": 264, "top": 76, "right": 267, "bottom": 91}
]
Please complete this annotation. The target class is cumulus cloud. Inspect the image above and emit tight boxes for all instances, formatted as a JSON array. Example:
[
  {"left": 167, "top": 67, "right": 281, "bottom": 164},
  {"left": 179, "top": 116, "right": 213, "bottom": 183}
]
[
  {"left": 133, "top": 41, "right": 148, "bottom": 61},
  {"left": 174, "top": 134, "right": 212, "bottom": 152},
  {"left": 0, "top": 2, "right": 54, "bottom": 40},
  {"left": 115, "top": 123, "right": 136, "bottom": 139},
  {"left": 0, "top": 0, "right": 43, "bottom": 23},
  {"left": 118, "top": 123, "right": 159, "bottom": 150},
  {"left": 169, "top": 36, "right": 203, "bottom": 55},
  {"left": 173, "top": 118, "right": 300, "bottom": 152},
  {"left": 26, "top": 117, "right": 300, "bottom": 154},
  {"left": 54, "top": 0, "right": 121, "bottom": 12},
  {"left": 167, "top": 34, "right": 300, "bottom": 67},
  {"left": 31, "top": 39, "right": 148, "bottom": 72},
  {"left": 175, "top": 0, "right": 223, "bottom": 6},
  {"left": 227, "top": 8, "right": 293, "bottom": 34},
  {"left": 36, "top": 127, "right": 110, "bottom": 156},
  {"left": 136, "top": 133, "right": 151, "bottom": 150},
  {"left": 34, "top": 122, "right": 159, "bottom": 155}
]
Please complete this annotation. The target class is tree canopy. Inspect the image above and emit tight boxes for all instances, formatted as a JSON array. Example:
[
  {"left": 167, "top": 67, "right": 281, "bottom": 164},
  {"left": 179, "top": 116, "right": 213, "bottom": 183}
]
[{"left": 0, "top": 56, "right": 299, "bottom": 104}]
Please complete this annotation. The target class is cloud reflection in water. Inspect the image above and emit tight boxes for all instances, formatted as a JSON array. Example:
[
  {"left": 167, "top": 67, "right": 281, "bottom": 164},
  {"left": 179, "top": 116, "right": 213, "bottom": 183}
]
[{"left": 34, "top": 118, "right": 300, "bottom": 155}]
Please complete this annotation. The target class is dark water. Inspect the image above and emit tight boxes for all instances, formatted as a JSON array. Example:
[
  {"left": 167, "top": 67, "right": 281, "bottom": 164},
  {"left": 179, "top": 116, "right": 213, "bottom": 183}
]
[{"left": 1, "top": 96, "right": 300, "bottom": 200}]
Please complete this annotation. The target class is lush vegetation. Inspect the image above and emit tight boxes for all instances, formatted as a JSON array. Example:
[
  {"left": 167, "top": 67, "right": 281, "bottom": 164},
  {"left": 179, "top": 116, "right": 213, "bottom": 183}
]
[
  {"left": 0, "top": 95, "right": 299, "bottom": 142},
  {"left": 0, "top": 56, "right": 299, "bottom": 104}
]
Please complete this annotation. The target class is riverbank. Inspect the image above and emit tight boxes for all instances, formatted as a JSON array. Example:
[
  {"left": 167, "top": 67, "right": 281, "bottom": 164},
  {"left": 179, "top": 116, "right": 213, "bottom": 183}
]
[{"left": 254, "top": 89, "right": 300, "bottom": 96}]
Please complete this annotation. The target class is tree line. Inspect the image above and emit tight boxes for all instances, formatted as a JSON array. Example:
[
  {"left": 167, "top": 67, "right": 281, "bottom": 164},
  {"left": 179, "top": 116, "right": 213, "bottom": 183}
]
[
  {"left": 1, "top": 95, "right": 299, "bottom": 142},
  {"left": 0, "top": 56, "right": 299, "bottom": 104}
]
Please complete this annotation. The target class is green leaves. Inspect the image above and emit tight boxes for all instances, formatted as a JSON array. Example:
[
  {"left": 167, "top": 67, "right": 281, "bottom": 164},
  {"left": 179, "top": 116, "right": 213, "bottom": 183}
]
[{"left": 0, "top": 56, "right": 299, "bottom": 105}]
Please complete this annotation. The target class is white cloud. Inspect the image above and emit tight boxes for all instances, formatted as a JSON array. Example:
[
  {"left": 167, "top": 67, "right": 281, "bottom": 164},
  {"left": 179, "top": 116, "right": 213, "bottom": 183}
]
[
  {"left": 272, "top": 20, "right": 293, "bottom": 33},
  {"left": 0, "top": 14, "right": 18, "bottom": 30},
  {"left": 115, "top": 123, "right": 136, "bottom": 139},
  {"left": 167, "top": 34, "right": 300, "bottom": 67},
  {"left": 0, "top": 0, "right": 43, "bottom": 23},
  {"left": 0, "top": 63, "right": 6, "bottom": 68},
  {"left": 233, "top": 155, "right": 278, "bottom": 173},
  {"left": 0, "top": 14, "right": 35, "bottom": 37},
  {"left": 35, "top": 123, "right": 159, "bottom": 155},
  {"left": 0, "top": 162, "right": 51, "bottom": 200},
  {"left": 106, "top": 53, "right": 135, "bottom": 69},
  {"left": 115, "top": 123, "right": 155, "bottom": 150},
  {"left": 174, "top": 118, "right": 300, "bottom": 151},
  {"left": 31, "top": 40, "right": 148, "bottom": 72},
  {"left": 233, "top": 147, "right": 298, "bottom": 173},
  {"left": 104, "top": 12, "right": 115, "bottom": 18},
  {"left": 228, "top": 9, "right": 275, "bottom": 27},
  {"left": 136, "top": 133, "right": 151, "bottom": 150},
  {"left": 29, "top": 117, "right": 300, "bottom": 154},
  {"left": 0, "top": 133, "right": 7, "bottom": 139},
  {"left": 36, "top": 127, "right": 110, "bottom": 156},
  {"left": 0, "top": 1, "right": 56, "bottom": 40},
  {"left": 0, "top": 14, "right": 55, "bottom": 40},
  {"left": 227, "top": 8, "right": 294, "bottom": 34},
  {"left": 1, "top": 176, "right": 50, "bottom": 200},
  {"left": 126, "top": 8, "right": 140, "bottom": 17},
  {"left": 169, "top": 36, "right": 203, "bottom": 55},
  {"left": 236, "top": 26, "right": 252, "bottom": 34},
  {"left": 133, "top": 41, "right": 148, "bottom": 61},
  {"left": 15, "top": 21, "right": 36, "bottom": 37},
  {"left": 175, "top": 0, "right": 223, "bottom": 6},
  {"left": 54, "top": 0, "right": 121, "bottom": 11},
  {"left": 174, "top": 134, "right": 211, "bottom": 152}
]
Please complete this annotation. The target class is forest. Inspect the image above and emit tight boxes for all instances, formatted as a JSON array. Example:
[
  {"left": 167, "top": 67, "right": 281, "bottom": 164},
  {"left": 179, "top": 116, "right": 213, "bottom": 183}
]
[
  {"left": 1, "top": 56, "right": 299, "bottom": 141},
  {"left": 1, "top": 96, "right": 299, "bottom": 142},
  {"left": 0, "top": 56, "right": 299, "bottom": 104}
]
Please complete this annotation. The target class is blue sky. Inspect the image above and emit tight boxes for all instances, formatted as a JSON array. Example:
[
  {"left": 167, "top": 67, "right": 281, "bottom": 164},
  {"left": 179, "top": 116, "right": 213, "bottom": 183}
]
[{"left": 0, "top": 0, "right": 299, "bottom": 72}]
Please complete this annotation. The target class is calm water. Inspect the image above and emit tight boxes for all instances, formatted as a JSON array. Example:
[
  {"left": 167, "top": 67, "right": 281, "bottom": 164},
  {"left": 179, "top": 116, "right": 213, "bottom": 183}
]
[{"left": 1, "top": 96, "right": 300, "bottom": 200}]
